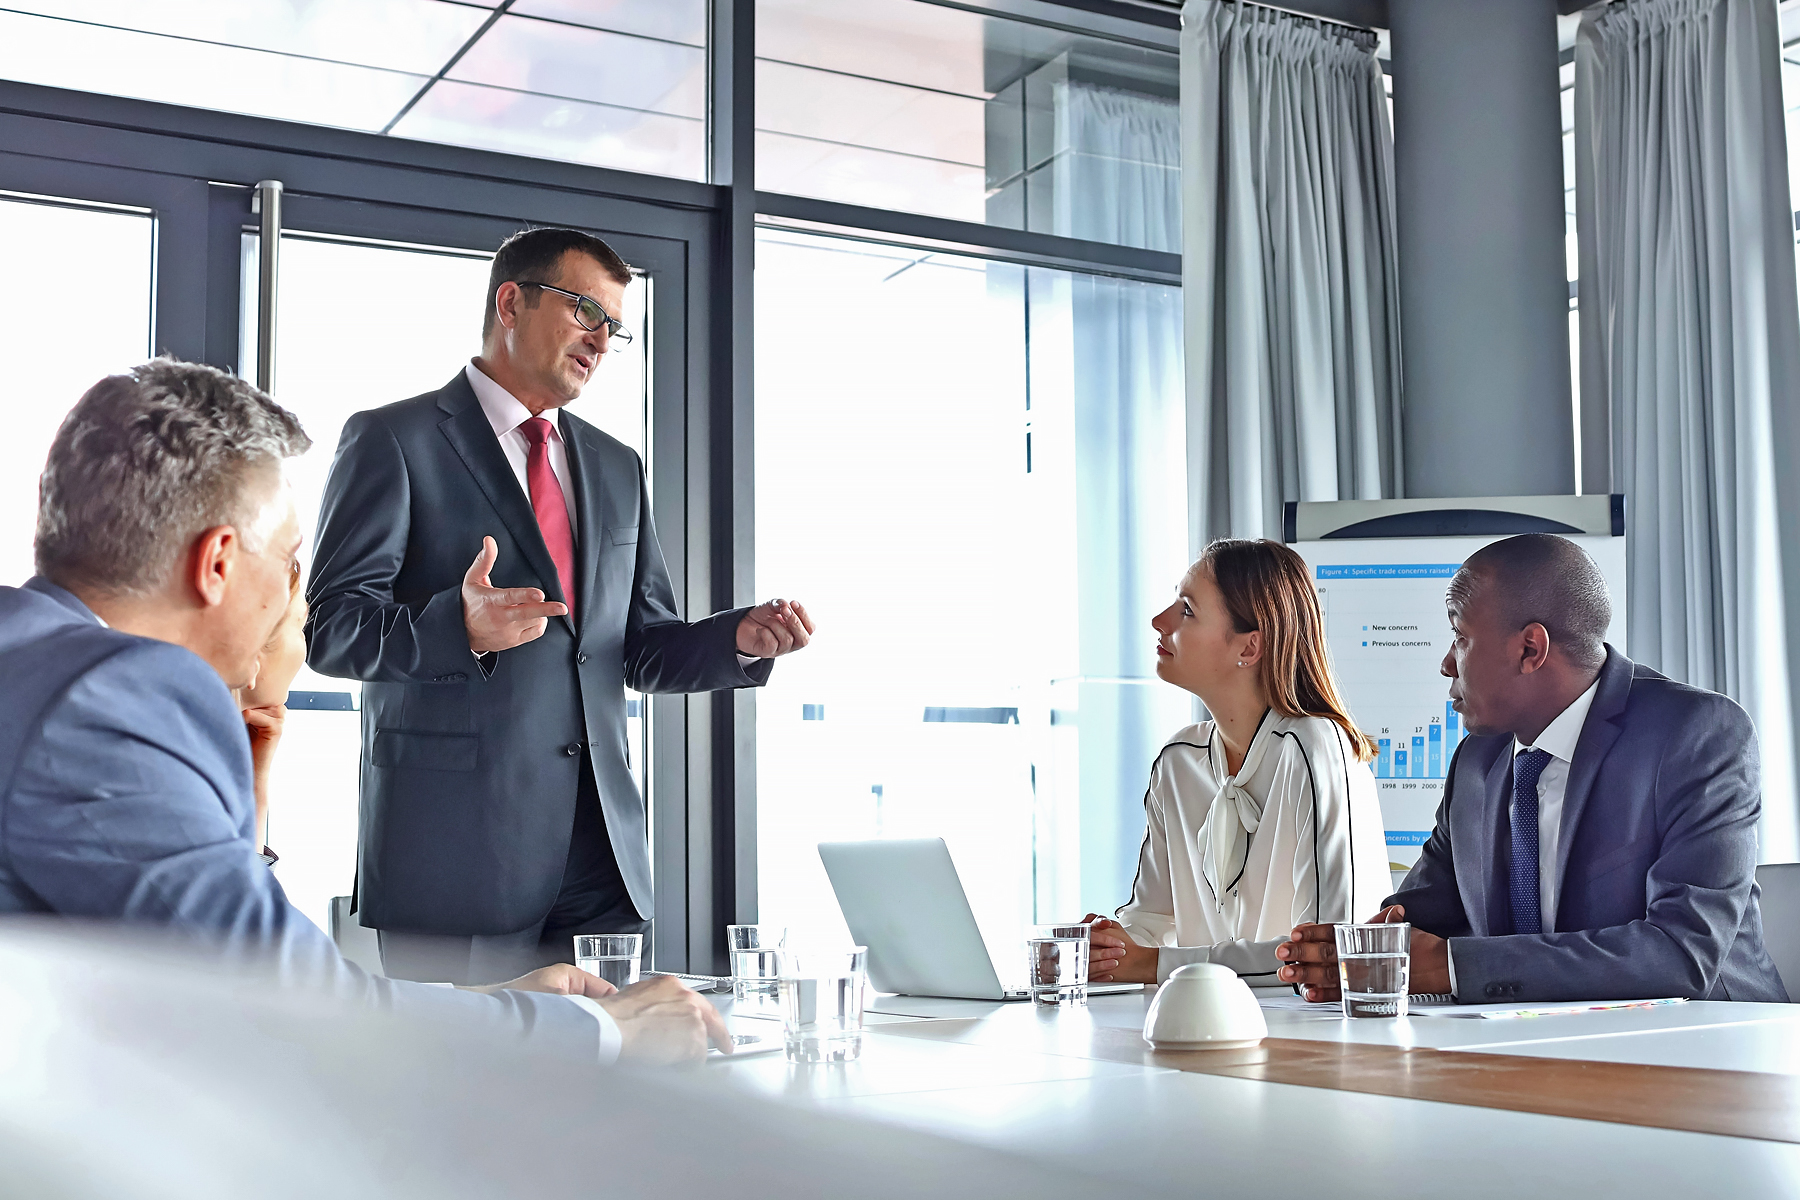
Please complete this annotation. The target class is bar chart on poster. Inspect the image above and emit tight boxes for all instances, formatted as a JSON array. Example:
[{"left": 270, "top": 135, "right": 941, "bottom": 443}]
[{"left": 1286, "top": 498, "right": 1627, "bottom": 883}]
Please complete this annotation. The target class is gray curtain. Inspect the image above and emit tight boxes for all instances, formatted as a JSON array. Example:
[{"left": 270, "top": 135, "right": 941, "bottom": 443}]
[
  {"left": 1180, "top": 0, "right": 1403, "bottom": 545},
  {"left": 1575, "top": 0, "right": 1800, "bottom": 862}
]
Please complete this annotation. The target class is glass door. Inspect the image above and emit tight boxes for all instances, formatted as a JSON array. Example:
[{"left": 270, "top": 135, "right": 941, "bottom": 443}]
[
  {"left": 0, "top": 192, "right": 156, "bottom": 586},
  {"left": 248, "top": 225, "right": 651, "bottom": 935}
]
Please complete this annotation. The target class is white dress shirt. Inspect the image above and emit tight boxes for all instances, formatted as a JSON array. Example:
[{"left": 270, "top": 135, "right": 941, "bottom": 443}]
[
  {"left": 1512, "top": 678, "right": 1599, "bottom": 930},
  {"left": 464, "top": 362, "right": 760, "bottom": 669},
  {"left": 1116, "top": 713, "right": 1391, "bottom": 983},
  {"left": 465, "top": 362, "right": 578, "bottom": 535},
  {"left": 417, "top": 983, "right": 620, "bottom": 1063},
  {"left": 1445, "top": 679, "right": 1599, "bottom": 998}
]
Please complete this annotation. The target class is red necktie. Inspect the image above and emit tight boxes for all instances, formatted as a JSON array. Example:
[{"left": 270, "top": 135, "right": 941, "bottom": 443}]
[{"left": 519, "top": 417, "right": 577, "bottom": 616}]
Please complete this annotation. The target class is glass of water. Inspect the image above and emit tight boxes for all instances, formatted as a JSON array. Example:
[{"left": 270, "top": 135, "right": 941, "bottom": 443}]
[
  {"left": 1025, "top": 926, "right": 1090, "bottom": 1006},
  {"left": 727, "top": 924, "right": 782, "bottom": 1016},
  {"left": 573, "top": 933, "right": 642, "bottom": 990},
  {"left": 1334, "top": 922, "right": 1410, "bottom": 1018},
  {"left": 778, "top": 945, "right": 867, "bottom": 1063}
]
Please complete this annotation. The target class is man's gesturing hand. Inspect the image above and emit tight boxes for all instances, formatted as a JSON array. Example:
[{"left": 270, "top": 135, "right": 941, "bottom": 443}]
[
  {"left": 736, "top": 597, "right": 815, "bottom": 659},
  {"left": 599, "top": 974, "right": 733, "bottom": 1064},
  {"left": 463, "top": 535, "right": 567, "bottom": 653},
  {"left": 473, "top": 963, "right": 618, "bottom": 999},
  {"left": 1274, "top": 904, "right": 1451, "bottom": 1002}
]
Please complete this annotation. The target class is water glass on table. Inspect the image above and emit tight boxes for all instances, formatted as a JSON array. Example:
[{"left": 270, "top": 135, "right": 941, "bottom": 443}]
[
  {"left": 1026, "top": 924, "right": 1090, "bottom": 1007},
  {"left": 1334, "top": 922, "right": 1410, "bottom": 1017},
  {"left": 727, "top": 923, "right": 781, "bottom": 1016},
  {"left": 574, "top": 933, "right": 642, "bottom": 990},
  {"left": 778, "top": 945, "right": 867, "bottom": 1063}
]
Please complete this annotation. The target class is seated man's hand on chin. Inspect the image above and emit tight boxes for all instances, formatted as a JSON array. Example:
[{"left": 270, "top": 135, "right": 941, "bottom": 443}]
[
  {"left": 1081, "top": 915, "right": 1158, "bottom": 984},
  {"left": 1274, "top": 904, "right": 1452, "bottom": 1002}
]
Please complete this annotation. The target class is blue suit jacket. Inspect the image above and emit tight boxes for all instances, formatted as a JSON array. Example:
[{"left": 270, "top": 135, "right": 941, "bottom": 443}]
[
  {"left": 0, "top": 577, "right": 599, "bottom": 1051},
  {"left": 1388, "top": 647, "right": 1788, "bottom": 1003}
]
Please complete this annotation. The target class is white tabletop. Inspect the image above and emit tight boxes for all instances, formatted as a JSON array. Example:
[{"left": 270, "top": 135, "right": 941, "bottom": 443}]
[{"left": 706, "top": 990, "right": 1800, "bottom": 1200}]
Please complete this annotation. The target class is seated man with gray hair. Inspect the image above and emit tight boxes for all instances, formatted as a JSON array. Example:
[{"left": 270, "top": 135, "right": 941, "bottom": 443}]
[
  {"left": 0, "top": 358, "right": 727, "bottom": 1062},
  {"left": 1275, "top": 533, "right": 1787, "bottom": 1005}
]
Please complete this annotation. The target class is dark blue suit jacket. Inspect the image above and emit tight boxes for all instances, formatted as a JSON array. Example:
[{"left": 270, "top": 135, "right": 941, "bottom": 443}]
[
  {"left": 0, "top": 578, "right": 599, "bottom": 1051},
  {"left": 1389, "top": 647, "right": 1788, "bottom": 1003},
  {"left": 306, "top": 371, "right": 768, "bottom": 935}
]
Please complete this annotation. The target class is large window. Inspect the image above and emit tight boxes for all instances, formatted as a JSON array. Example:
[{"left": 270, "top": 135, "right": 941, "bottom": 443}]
[
  {"left": 0, "top": 0, "right": 1188, "bottom": 967},
  {"left": 0, "top": 192, "right": 154, "bottom": 586},
  {"left": 754, "top": 229, "right": 1188, "bottom": 950},
  {"left": 757, "top": 0, "right": 1179, "bottom": 251}
]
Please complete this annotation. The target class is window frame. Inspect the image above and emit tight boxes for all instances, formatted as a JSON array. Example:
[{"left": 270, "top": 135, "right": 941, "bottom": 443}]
[{"left": 0, "top": 0, "right": 1186, "bottom": 971}]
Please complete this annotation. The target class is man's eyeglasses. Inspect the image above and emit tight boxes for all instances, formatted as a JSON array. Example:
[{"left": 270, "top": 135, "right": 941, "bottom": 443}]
[{"left": 516, "top": 281, "right": 633, "bottom": 344}]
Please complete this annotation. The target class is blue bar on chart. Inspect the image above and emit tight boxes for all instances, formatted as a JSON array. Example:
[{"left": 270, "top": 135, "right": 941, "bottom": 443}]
[
  {"left": 1394, "top": 747, "right": 1408, "bottom": 776},
  {"left": 1428, "top": 724, "right": 1442, "bottom": 776},
  {"left": 1377, "top": 738, "right": 1391, "bottom": 778},
  {"left": 1411, "top": 735, "right": 1425, "bottom": 778},
  {"left": 1445, "top": 701, "right": 1461, "bottom": 758}
]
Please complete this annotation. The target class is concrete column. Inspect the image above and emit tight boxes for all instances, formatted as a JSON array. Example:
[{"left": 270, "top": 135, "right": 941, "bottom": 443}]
[{"left": 1390, "top": 0, "right": 1573, "bottom": 498}]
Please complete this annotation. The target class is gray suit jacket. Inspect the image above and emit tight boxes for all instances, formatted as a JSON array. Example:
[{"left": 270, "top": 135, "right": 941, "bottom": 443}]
[
  {"left": 1388, "top": 647, "right": 1787, "bottom": 1003},
  {"left": 306, "top": 371, "right": 768, "bottom": 935},
  {"left": 0, "top": 578, "right": 599, "bottom": 1052}
]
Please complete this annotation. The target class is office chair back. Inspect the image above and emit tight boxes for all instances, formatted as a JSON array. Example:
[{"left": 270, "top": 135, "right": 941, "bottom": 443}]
[
  {"left": 329, "top": 895, "right": 386, "bottom": 977},
  {"left": 1755, "top": 863, "right": 1800, "bottom": 1001}
]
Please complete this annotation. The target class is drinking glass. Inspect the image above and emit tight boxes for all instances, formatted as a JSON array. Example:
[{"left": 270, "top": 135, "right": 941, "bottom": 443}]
[
  {"left": 778, "top": 945, "right": 867, "bottom": 1062},
  {"left": 574, "top": 933, "right": 642, "bottom": 990},
  {"left": 1025, "top": 925, "right": 1090, "bottom": 1006},
  {"left": 1334, "top": 923, "right": 1410, "bottom": 1017},
  {"left": 727, "top": 924, "right": 782, "bottom": 1016}
]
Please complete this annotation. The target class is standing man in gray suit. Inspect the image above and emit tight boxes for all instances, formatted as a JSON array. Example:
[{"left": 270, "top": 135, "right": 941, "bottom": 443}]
[
  {"left": 307, "top": 228, "right": 813, "bottom": 984},
  {"left": 1275, "top": 534, "right": 1786, "bottom": 1004}
]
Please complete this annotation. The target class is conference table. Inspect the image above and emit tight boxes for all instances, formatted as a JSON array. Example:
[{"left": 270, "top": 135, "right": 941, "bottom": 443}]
[{"left": 704, "top": 988, "right": 1800, "bottom": 1198}]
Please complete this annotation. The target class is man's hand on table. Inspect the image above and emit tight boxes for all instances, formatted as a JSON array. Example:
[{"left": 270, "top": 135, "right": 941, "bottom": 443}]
[
  {"left": 736, "top": 598, "right": 815, "bottom": 658},
  {"left": 599, "top": 975, "right": 733, "bottom": 1064},
  {"left": 1274, "top": 904, "right": 1451, "bottom": 1002},
  {"left": 1081, "top": 915, "right": 1158, "bottom": 983},
  {"left": 471, "top": 970, "right": 731, "bottom": 1063},
  {"left": 463, "top": 535, "right": 568, "bottom": 653}
]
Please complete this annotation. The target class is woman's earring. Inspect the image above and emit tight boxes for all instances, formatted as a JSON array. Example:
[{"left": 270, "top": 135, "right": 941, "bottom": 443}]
[{"left": 1237, "top": 661, "right": 1247, "bottom": 668}]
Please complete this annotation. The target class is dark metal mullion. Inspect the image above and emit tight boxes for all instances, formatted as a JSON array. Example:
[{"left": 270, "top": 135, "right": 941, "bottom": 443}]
[
  {"left": 756, "top": 190, "right": 1182, "bottom": 283},
  {"left": 682, "top": 0, "right": 757, "bottom": 975}
]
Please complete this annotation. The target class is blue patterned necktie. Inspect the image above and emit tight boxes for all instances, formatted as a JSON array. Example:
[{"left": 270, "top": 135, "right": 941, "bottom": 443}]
[{"left": 1509, "top": 748, "right": 1553, "bottom": 935}]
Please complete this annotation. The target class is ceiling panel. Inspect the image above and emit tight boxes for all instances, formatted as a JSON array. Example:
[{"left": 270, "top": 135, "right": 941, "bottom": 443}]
[
  {"left": 389, "top": 79, "right": 705, "bottom": 178},
  {"left": 449, "top": 13, "right": 704, "bottom": 118},
  {"left": 0, "top": 9, "right": 426, "bottom": 129},
  {"left": 509, "top": 0, "right": 705, "bottom": 46},
  {"left": 0, "top": 0, "right": 486, "bottom": 75}
]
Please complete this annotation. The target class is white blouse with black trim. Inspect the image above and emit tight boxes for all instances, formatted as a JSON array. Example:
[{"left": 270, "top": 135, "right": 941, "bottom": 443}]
[{"left": 1115, "top": 712, "right": 1390, "bottom": 984}]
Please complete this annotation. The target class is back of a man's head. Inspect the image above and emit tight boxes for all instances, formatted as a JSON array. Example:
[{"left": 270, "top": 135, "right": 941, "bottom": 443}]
[
  {"left": 35, "top": 359, "right": 311, "bottom": 597},
  {"left": 1457, "top": 533, "right": 1612, "bottom": 671}
]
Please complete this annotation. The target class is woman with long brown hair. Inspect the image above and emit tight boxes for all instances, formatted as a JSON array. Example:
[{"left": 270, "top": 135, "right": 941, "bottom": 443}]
[{"left": 1084, "top": 538, "right": 1389, "bottom": 984}]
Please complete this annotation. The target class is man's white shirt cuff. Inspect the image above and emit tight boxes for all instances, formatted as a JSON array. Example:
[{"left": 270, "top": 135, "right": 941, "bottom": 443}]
[
  {"left": 1446, "top": 940, "right": 1460, "bottom": 1000},
  {"left": 566, "top": 995, "right": 623, "bottom": 1063},
  {"left": 737, "top": 653, "right": 759, "bottom": 667}
]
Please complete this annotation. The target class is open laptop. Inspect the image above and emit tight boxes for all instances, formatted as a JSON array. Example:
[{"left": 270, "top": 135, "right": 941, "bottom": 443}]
[{"left": 818, "top": 838, "right": 1144, "bottom": 1001}]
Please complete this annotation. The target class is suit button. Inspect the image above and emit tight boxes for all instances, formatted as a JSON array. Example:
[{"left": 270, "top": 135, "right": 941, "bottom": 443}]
[
  {"left": 565, "top": 743, "right": 582, "bottom": 756},
  {"left": 577, "top": 653, "right": 588, "bottom": 665}
]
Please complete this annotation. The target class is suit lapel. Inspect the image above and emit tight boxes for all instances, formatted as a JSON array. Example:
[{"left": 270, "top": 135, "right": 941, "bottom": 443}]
[
  {"left": 1552, "top": 648, "right": 1632, "bottom": 925},
  {"left": 1477, "top": 743, "right": 1514, "bottom": 936},
  {"left": 434, "top": 372, "right": 575, "bottom": 637},
  {"left": 560, "top": 412, "right": 607, "bottom": 633}
]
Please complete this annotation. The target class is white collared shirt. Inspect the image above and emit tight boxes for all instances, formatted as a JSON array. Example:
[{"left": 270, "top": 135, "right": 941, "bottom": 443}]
[
  {"left": 1445, "top": 678, "right": 1600, "bottom": 1001},
  {"left": 1512, "top": 678, "right": 1600, "bottom": 930},
  {"left": 464, "top": 361, "right": 578, "bottom": 536}
]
